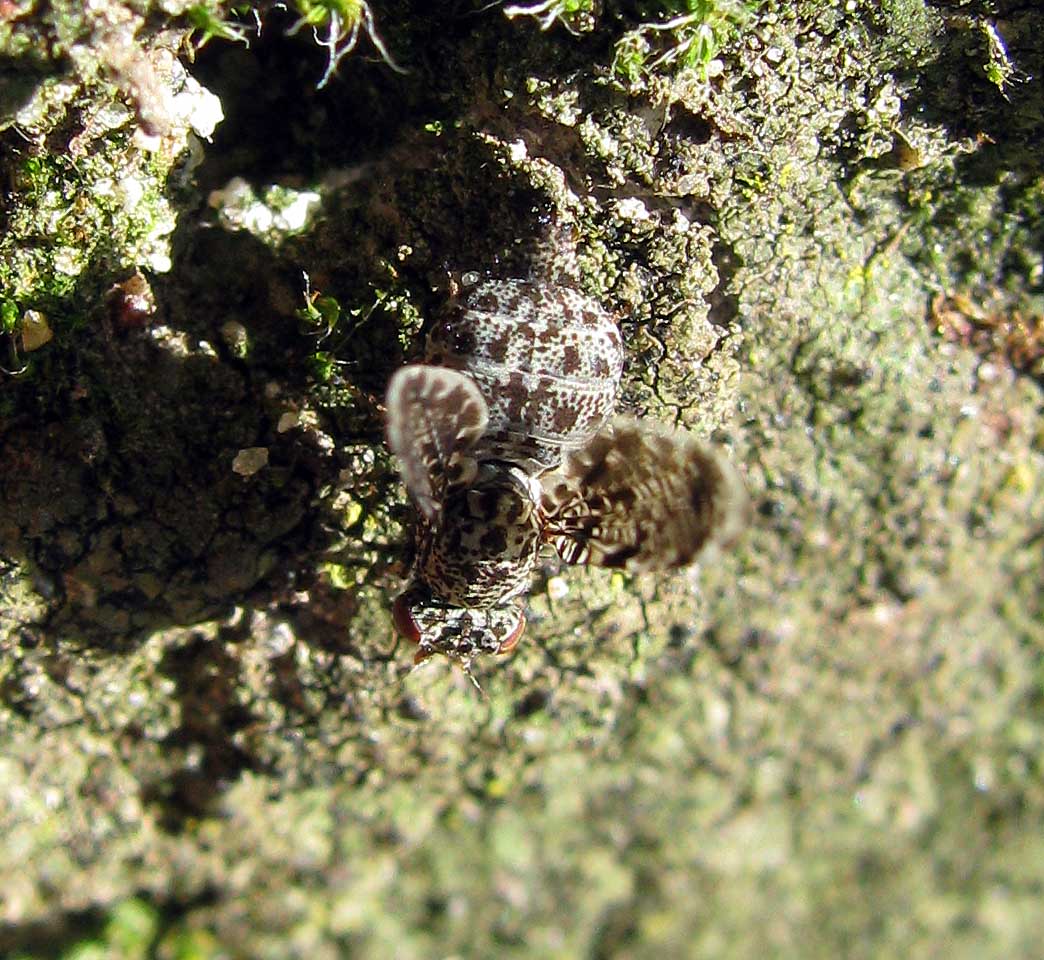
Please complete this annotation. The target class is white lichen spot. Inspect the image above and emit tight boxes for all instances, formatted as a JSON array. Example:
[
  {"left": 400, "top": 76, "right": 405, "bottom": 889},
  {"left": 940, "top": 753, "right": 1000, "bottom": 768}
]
[
  {"left": 578, "top": 117, "right": 619, "bottom": 167},
  {"left": 208, "top": 177, "right": 252, "bottom": 211},
  {"left": 262, "top": 621, "right": 296, "bottom": 658},
  {"left": 232, "top": 447, "right": 269, "bottom": 476},
  {"left": 116, "top": 175, "right": 146, "bottom": 213},
  {"left": 146, "top": 251, "right": 173, "bottom": 274},
  {"left": 209, "top": 177, "right": 268, "bottom": 232},
  {"left": 546, "top": 575, "right": 569, "bottom": 601},
  {"left": 704, "top": 693, "right": 731, "bottom": 739},
  {"left": 870, "top": 82, "right": 902, "bottom": 121},
  {"left": 52, "top": 248, "right": 83, "bottom": 277},
  {"left": 140, "top": 201, "right": 179, "bottom": 274},
  {"left": 133, "top": 129, "right": 163, "bottom": 153},
  {"left": 95, "top": 102, "right": 134, "bottom": 130},
  {"left": 977, "top": 361, "right": 1000, "bottom": 384},
  {"left": 209, "top": 178, "right": 321, "bottom": 241},
  {"left": 246, "top": 204, "right": 275, "bottom": 234},
  {"left": 277, "top": 411, "right": 301, "bottom": 433},
  {"left": 614, "top": 197, "right": 650, "bottom": 221},
  {"left": 271, "top": 188, "right": 321, "bottom": 233},
  {"left": 508, "top": 139, "right": 528, "bottom": 162},
  {"left": 171, "top": 73, "right": 224, "bottom": 140}
]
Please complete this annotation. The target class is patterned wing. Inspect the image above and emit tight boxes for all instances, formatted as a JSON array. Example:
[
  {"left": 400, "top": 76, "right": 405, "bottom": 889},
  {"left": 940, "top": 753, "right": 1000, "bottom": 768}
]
[
  {"left": 541, "top": 418, "right": 750, "bottom": 569},
  {"left": 385, "top": 365, "right": 489, "bottom": 523}
]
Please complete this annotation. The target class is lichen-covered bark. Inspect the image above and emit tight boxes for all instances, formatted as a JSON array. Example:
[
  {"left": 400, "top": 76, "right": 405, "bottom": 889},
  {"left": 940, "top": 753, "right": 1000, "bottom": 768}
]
[{"left": 1, "top": 1, "right": 1042, "bottom": 956}]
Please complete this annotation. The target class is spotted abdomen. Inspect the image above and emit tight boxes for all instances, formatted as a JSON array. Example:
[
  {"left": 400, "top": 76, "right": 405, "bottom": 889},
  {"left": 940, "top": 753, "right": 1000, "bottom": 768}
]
[{"left": 426, "top": 278, "right": 624, "bottom": 471}]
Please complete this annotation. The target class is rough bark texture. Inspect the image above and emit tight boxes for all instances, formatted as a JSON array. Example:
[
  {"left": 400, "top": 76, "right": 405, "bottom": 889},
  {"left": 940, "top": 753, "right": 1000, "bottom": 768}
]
[{"left": 1, "top": 1, "right": 1042, "bottom": 956}]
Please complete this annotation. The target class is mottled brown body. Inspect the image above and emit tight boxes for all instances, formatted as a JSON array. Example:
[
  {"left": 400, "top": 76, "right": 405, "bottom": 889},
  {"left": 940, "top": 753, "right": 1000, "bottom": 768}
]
[
  {"left": 415, "top": 464, "right": 542, "bottom": 608},
  {"left": 385, "top": 277, "right": 749, "bottom": 671}
]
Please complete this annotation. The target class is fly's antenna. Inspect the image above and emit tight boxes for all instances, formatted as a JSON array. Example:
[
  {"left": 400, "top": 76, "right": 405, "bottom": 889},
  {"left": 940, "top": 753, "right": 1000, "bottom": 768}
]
[{"left": 462, "top": 660, "right": 486, "bottom": 698}]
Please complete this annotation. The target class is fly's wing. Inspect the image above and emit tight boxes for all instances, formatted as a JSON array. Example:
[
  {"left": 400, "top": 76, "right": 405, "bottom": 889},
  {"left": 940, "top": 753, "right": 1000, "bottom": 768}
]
[
  {"left": 541, "top": 417, "right": 750, "bottom": 569},
  {"left": 385, "top": 365, "right": 489, "bottom": 524}
]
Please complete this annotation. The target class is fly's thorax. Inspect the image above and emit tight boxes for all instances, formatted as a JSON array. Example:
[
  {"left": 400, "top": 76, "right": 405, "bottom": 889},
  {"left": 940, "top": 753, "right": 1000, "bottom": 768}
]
[
  {"left": 414, "top": 463, "right": 543, "bottom": 609},
  {"left": 426, "top": 278, "right": 624, "bottom": 470}
]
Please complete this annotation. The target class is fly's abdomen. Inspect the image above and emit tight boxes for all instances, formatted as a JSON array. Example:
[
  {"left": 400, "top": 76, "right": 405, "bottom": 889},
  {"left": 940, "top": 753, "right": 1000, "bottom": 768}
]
[{"left": 426, "top": 278, "right": 624, "bottom": 471}]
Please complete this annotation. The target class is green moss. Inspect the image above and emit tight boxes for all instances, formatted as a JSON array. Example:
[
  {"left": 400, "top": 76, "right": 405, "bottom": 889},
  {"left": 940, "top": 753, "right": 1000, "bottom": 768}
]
[
  {"left": 0, "top": 124, "right": 176, "bottom": 334},
  {"left": 286, "top": 0, "right": 405, "bottom": 87},
  {"left": 614, "top": 0, "right": 760, "bottom": 82},
  {"left": 186, "top": 2, "right": 254, "bottom": 48},
  {"left": 504, "top": 0, "right": 601, "bottom": 34}
]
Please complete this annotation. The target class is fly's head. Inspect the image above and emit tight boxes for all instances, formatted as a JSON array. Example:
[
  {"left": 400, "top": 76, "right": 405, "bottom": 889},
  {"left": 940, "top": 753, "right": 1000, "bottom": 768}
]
[{"left": 392, "top": 586, "right": 526, "bottom": 670}]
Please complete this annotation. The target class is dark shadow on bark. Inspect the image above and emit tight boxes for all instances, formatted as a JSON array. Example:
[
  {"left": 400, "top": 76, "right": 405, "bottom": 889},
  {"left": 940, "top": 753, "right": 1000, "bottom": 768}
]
[{"left": 909, "top": 3, "right": 1044, "bottom": 183}]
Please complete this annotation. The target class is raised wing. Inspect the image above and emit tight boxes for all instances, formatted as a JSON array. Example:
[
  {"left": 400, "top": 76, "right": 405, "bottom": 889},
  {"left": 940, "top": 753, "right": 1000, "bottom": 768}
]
[
  {"left": 384, "top": 365, "right": 489, "bottom": 524},
  {"left": 541, "top": 417, "right": 749, "bottom": 569}
]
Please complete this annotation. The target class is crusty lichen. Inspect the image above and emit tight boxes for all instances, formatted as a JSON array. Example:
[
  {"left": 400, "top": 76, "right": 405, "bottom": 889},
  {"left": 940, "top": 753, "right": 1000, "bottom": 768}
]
[
  {"left": 2, "top": 2, "right": 1044, "bottom": 958},
  {"left": 0, "top": 1, "right": 223, "bottom": 386}
]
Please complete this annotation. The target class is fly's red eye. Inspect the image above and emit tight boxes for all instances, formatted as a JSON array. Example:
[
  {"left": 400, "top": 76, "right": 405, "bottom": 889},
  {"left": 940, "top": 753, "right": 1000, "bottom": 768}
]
[
  {"left": 393, "top": 594, "right": 422, "bottom": 645},
  {"left": 496, "top": 612, "right": 526, "bottom": 655}
]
